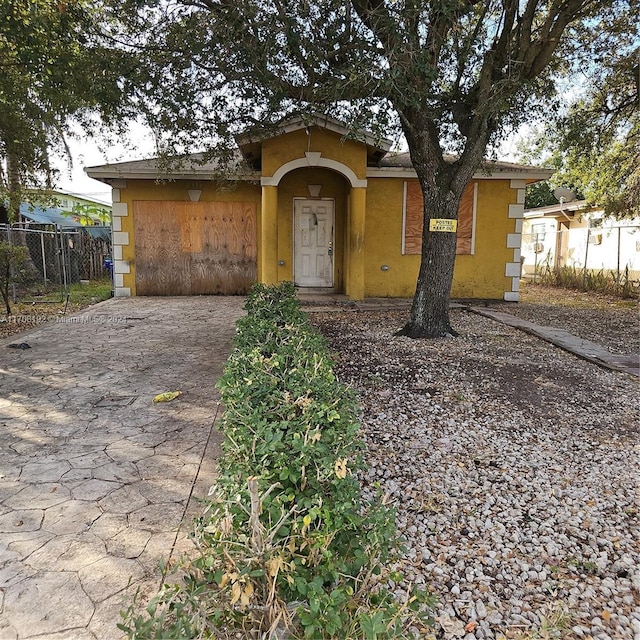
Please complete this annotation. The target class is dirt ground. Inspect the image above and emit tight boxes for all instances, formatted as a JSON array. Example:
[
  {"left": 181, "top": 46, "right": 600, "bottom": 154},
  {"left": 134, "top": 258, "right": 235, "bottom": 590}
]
[
  {"left": 1, "top": 280, "right": 113, "bottom": 341},
  {"left": 3, "top": 282, "right": 638, "bottom": 355},
  {"left": 2, "top": 283, "right": 637, "bottom": 639},
  {"left": 307, "top": 292, "right": 639, "bottom": 640},
  {"left": 485, "top": 283, "right": 639, "bottom": 356},
  {"left": 0, "top": 301, "right": 101, "bottom": 340}
]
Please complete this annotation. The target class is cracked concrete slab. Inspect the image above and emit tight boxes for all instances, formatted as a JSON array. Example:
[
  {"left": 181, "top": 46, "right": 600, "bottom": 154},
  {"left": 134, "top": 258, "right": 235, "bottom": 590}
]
[
  {"left": 26, "top": 535, "right": 106, "bottom": 572},
  {"left": 0, "top": 296, "right": 244, "bottom": 639},
  {"left": 4, "top": 571, "right": 94, "bottom": 636}
]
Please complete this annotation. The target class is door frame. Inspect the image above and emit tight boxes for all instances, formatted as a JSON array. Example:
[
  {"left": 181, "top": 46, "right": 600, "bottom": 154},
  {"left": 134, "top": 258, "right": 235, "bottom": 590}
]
[{"left": 292, "top": 197, "right": 336, "bottom": 289}]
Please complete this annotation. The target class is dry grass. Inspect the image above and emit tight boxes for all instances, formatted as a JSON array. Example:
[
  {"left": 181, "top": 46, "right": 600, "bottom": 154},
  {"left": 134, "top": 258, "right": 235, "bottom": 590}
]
[
  {"left": 519, "top": 281, "right": 639, "bottom": 310},
  {"left": 0, "top": 279, "right": 112, "bottom": 341},
  {"left": 503, "top": 601, "right": 573, "bottom": 639}
]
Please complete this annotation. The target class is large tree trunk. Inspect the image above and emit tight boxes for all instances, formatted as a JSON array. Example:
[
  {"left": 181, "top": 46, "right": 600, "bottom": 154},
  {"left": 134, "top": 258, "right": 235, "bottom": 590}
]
[
  {"left": 397, "top": 107, "right": 489, "bottom": 338},
  {"left": 1, "top": 260, "right": 13, "bottom": 315},
  {"left": 397, "top": 181, "right": 464, "bottom": 338},
  {"left": 6, "top": 153, "right": 21, "bottom": 223},
  {"left": 4, "top": 153, "right": 39, "bottom": 283}
]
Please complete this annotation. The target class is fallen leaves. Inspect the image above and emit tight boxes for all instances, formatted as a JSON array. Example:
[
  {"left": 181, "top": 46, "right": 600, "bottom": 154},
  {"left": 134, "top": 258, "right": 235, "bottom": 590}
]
[
  {"left": 334, "top": 458, "right": 348, "bottom": 479},
  {"left": 437, "top": 613, "right": 466, "bottom": 638},
  {"left": 152, "top": 390, "right": 182, "bottom": 403}
]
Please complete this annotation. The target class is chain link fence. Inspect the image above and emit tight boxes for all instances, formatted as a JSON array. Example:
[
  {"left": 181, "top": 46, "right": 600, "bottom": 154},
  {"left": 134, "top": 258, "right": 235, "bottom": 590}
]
[{"left": 0, "top": 223, "right": 111, "bottom": 302}]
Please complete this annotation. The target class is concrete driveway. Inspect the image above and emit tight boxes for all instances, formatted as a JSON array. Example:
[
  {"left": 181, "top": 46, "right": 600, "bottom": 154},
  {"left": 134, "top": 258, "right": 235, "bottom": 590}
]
[{"left": 0, "top": 296, "right": 245, "bottom": 639}]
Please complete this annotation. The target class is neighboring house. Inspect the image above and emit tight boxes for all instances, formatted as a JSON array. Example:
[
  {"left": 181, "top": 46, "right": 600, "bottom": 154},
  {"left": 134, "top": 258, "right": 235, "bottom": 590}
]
[
  {"left": 522, "top": 201, "right": 640, "bottom": 280},
  {"left": 85, "top": 115, "right": 551, "bottom": 300},
  {"left": 0, "top": 190, "right": 112, "bottom": 227},
  {"left": 0, "top": 190, "right": 111, "bottom": 226},
  {"left": 0, "top": 192, "right": 112, "bottom": 285},
  {"left": 34, "top": 189, "right": 112, "bottom": 226},
  {"left": 19, "top": 203, "right": 83, "bottom": 229}
]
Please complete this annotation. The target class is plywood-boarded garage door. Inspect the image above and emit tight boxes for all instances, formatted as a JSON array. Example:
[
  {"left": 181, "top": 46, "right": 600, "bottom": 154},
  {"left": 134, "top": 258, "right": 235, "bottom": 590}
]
[{"left": 133, "top": 201, "right": 257, "bottom": 295}]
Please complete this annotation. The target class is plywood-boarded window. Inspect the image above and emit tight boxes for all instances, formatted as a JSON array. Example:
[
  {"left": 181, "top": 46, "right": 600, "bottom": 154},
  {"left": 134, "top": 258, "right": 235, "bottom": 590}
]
[{"left": 403, "top": 181, "right": 477, "bottom": 255}]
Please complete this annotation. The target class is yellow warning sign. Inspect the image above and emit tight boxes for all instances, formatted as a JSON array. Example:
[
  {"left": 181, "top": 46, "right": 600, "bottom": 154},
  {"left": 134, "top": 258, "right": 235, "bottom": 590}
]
[{"left": 429, "top": 218, "right": 458, "bottom": 233}]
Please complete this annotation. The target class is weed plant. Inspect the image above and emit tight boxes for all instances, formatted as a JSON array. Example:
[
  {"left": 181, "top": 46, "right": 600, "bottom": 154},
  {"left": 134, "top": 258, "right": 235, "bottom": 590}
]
[
  {"left": 120, "top": 282, "right": 435, "bottom": 639},
  {"left": 536, "top": 263, "right": 638, "bottom": 299}
]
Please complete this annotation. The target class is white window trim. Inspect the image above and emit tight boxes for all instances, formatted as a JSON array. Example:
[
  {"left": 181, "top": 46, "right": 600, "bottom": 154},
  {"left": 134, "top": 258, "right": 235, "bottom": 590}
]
[{"left": 401, "top": 181, "right": 408, "bottom": 255}]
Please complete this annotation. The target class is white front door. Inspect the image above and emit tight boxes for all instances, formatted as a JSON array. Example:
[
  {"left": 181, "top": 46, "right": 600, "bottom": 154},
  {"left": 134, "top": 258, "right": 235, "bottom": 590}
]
[{"left": 293, "top": 199, "right": 334, "bottom": 287}]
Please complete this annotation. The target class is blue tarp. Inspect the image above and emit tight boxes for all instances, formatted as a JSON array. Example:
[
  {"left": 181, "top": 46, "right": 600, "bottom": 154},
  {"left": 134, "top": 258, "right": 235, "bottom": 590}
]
[{"left": 19, "top": 204, "right": 82, "bottom": 228}]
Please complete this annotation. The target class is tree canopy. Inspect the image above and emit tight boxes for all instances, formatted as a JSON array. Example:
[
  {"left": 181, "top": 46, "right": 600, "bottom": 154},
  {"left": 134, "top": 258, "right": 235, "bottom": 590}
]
[
  {"left": 121, "top": 0, "right": 635, "bottom": 336},
  {"left": 0, "top": 0, "right": 136, "bottom": 218},
  {"left": 557, "top": 25, "right": 639, "bottom": 218},
  {"left": 519, "top": 43, "right": 639, "bottom": 215}
]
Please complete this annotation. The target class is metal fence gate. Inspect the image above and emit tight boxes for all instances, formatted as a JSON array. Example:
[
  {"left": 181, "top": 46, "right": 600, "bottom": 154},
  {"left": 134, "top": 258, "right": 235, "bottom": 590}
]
[{"left": 0, "top": 223, "right": 111, "bottom": 302}]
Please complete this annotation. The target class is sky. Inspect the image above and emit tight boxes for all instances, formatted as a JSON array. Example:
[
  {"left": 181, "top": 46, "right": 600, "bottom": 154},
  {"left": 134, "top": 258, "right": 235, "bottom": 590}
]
[{"left": 53, "top": 122, "right": 157, "bottom": 204}]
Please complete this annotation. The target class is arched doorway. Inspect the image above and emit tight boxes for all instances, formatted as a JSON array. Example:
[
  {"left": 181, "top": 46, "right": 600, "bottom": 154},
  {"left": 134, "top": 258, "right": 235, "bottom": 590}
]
[{"left": 276, "top": 167, "right": 349, "bottom": 292}]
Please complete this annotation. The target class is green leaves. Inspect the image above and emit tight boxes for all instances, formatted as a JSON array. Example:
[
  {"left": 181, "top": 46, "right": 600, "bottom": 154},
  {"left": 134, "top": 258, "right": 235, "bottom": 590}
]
[
  {"left": 359, "top": 610, "right": 388, "bottom": 638},
  {"left": 519, "top": 29, "right": 639, "bottom": 219},
  {"left": 0, "top": 241, "right": 36, "bottom": 315},
  {"left": 0, "top": 0, "right": 137, "bottom": 208}
]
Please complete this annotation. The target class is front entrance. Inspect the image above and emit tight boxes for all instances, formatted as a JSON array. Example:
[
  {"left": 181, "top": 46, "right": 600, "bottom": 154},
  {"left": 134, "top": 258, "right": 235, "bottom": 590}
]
[{"left": 293, "top": 199, "right": 335, "bottom": 288}]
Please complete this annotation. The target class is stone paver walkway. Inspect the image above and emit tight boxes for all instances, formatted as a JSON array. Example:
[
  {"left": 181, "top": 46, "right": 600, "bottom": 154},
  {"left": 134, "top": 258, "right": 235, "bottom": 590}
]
[
  {"left": 0, "top": 297, "right": 245, "bottom": 640},
  {"left": 469, "top": 307, "right": 640, "bottom": 377}
]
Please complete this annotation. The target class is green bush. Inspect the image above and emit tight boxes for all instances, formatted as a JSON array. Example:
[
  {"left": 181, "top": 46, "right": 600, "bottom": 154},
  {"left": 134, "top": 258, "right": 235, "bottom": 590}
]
[
  {"left": 120, "top": 282, "right": 435, "bottom": 640},
  {"left": 0, "top": 241, "right": 36, "bottom": 315}
]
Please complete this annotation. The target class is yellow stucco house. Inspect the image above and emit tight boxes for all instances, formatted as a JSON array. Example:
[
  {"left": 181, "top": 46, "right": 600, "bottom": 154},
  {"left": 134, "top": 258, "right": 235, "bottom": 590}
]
[{"left": 86, "top": 116, "right": 551, "bottom": 301}]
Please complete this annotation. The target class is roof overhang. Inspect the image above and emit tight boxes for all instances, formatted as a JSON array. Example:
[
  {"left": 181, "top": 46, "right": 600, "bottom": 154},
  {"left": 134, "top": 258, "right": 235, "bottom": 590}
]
[
  {"left": 19, "top": 204, "right": 82, "bottom": 228},
  {"left": 367, "top": 166, "right": 554, "bottom": 181},
  {"left": 85, "top": 125, "right": 553, "bottom": 185},
  {"left": 85, "top": 153, "right": 260, "bottom": 185},
  {"left": 369, "top": 151, "right": 553, "bottom": 181},
  {"left": 523, "top": 200, "right": 592, "bottom": 219}
]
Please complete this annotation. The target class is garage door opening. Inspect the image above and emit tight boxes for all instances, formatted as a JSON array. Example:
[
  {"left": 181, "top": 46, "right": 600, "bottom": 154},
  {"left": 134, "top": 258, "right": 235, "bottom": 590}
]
[{"left": 133, "top": 201, "right": 257, "bottom": 295}]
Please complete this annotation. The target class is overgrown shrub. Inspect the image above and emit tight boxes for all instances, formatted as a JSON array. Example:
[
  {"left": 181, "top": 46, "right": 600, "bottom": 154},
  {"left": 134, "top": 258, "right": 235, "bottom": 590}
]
[
  {"left": 120, "top": 282, "right": 435, "bottom": 639},
  {"left": 0, "top": 241, "right": 36, "bottom": 315}
]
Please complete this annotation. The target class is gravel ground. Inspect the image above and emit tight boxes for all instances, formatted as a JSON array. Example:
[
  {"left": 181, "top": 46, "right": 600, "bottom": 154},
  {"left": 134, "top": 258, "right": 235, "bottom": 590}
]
[{"left": 310, "top": 308, "right": 639, "bottom": 640}]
